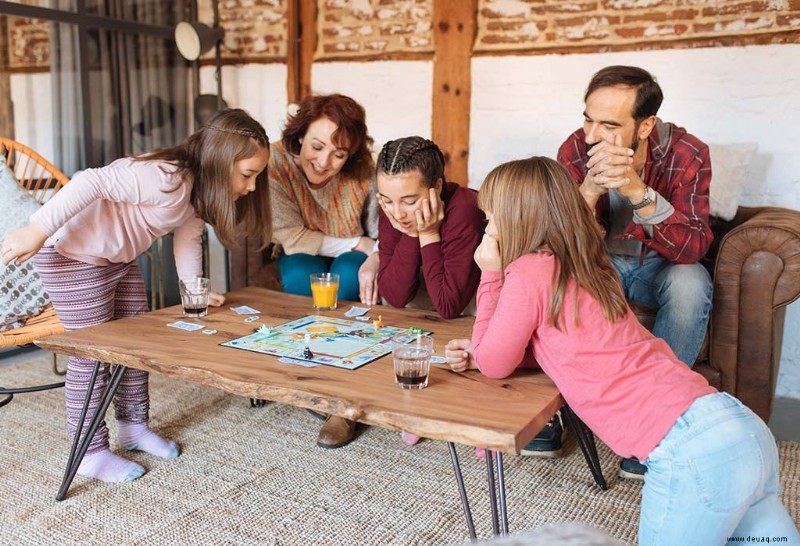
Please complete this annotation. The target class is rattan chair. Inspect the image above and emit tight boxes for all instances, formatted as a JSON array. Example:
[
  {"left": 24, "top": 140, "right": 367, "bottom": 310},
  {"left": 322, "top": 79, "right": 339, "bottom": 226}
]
[{"left": 0, "top": 138, "right": 69, "bottom": 407}]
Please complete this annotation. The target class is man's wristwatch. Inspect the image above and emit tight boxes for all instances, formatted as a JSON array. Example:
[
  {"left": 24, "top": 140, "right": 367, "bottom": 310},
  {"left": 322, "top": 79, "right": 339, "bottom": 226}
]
[{"left": 630, "top": 186, "right": 655, "bottom": 210}]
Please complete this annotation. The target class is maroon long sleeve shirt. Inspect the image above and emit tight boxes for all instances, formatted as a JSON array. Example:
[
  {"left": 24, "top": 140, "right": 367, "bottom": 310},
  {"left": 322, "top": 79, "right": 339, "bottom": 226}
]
[{"left": 378, "top": 181, "right": 484, "bottom": 319}]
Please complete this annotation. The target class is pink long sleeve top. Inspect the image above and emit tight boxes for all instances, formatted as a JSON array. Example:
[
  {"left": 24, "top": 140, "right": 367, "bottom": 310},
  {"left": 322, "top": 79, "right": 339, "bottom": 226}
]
[
  {"left": 29, "top": 157, "right": 205, "bottom": 281},
  {"left": 472, "top": 252, "right": 716, "bottom": 461}
]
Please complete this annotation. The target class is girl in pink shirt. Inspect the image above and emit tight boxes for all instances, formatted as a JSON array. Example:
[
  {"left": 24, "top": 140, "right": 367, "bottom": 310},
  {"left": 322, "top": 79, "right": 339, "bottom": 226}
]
[
  {"left": 446, "top": 157, "right": 798, "bottom": 545},
  {"left": 1, "top": 109, "right": 271, "bottom": 485}
]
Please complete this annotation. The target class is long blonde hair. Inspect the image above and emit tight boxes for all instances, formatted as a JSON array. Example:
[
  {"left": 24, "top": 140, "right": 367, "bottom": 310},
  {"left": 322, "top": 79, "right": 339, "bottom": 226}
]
[
  {"left": 136, "top": 108, "right": 271, "bottom": 249},
  {"left": 478, "top": 156, "right": 628, "bottom": 328}
]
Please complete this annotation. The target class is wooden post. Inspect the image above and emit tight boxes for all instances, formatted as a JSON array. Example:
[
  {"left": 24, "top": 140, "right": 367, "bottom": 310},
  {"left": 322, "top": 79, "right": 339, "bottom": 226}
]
[
  {"left": 287, "top": 0, "right": 316, "bottom": 103},
  {"left": 0, "top": 16, "right": 14, "bottom": 139},
  {"left": 432, "top": 0, "right": 476, "bottom": 186}
]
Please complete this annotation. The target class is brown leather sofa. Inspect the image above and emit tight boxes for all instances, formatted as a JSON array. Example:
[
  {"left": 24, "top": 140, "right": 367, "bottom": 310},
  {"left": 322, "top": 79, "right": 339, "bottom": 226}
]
[{"left": 631, "top": 206, "right": 800, "bottom": 422}]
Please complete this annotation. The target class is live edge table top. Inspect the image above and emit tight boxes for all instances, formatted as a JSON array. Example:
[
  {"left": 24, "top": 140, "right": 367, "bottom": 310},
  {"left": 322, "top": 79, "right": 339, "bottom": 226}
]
[{"left": 37, "top": 287, "right": 562, "bottom": 454}]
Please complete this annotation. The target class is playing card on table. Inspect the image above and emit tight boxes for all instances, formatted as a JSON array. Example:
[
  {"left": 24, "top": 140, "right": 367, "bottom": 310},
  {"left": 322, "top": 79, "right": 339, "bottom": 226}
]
[
  {"left": 230, "top": 305, "right": 261, "bottom": 315},
  {"left": 344, "top": 305, "right": 371, "bottom": 317},
  {"left": 167, "top": 321, "right": 205, "bottom": 332},
  {"left": 430, "top": 356, "right": 447, "bottom": 364}
]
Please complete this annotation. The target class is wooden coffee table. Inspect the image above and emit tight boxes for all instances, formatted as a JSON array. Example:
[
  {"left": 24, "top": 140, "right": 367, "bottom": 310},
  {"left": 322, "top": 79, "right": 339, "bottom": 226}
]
[{"left": 37, "top": 287, "right": 605, "bottom": 538}]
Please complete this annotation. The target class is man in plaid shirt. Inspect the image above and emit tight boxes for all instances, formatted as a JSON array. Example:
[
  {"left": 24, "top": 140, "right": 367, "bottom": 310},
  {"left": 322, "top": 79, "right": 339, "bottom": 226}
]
[{"left": 537, "top": 66, "right": 712, "bottom": 479}]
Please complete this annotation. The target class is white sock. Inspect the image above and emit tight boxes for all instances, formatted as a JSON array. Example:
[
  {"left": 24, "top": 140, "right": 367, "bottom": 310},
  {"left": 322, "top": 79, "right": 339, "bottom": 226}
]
[
  {"left": 118, "top": 423, "right": 180, "bottom": 459},
  {"left": 77, "top": 449, "right": 145, "bottom": 483}
]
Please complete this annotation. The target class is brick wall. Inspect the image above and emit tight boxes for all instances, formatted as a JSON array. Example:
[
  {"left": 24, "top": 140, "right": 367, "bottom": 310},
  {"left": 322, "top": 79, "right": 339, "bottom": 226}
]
[
  {"left": 6, "top": 16, "right": 49, "bottom": 71},
  {"left": 316, "top": 0, "right": 434, "bottom": 60},
  {"left": 199, "top": 0, "right": 287, "bottom": 61},
  {"left": 475, "top": 0, "right": 800, "bottom": 53},
  {"left": 6, "top": 1, "right": 800, "bottom": 68}
]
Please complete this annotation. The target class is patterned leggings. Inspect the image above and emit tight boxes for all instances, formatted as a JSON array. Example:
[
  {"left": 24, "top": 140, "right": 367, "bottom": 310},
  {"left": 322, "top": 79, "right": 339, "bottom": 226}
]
[{"left": 35, "top": 247, "right": 150, "bottom": 454}]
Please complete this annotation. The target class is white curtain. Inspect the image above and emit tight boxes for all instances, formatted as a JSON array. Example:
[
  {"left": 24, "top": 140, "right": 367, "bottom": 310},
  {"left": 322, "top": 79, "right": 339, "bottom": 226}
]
[{"left": 50, "top": 0, "right": 189, "bottom": 172}]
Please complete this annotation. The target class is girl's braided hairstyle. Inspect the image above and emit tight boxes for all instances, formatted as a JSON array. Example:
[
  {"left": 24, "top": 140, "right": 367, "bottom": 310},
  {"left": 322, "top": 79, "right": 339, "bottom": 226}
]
[{"left": 376, "top": 136, "right": 446, "bottom": 188}]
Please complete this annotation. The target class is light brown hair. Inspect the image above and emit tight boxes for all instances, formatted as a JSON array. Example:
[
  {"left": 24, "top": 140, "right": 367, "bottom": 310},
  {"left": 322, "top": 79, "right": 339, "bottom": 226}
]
[
  {"left": 282, "top": 93, "right": 374, "bottom": 181},
  {"left": 136, "top": 108, "right": 271, "bottom": 249},
  {"left": 478, "top": 156, "right": 628, "bottom": 328}
]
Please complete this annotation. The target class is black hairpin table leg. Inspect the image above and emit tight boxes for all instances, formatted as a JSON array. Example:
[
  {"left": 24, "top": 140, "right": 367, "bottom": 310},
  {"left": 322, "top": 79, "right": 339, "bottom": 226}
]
[
  {"left": 448, "top": 442, "right": 477, "bottom": 542},
  {"left": 495, "top": 452, "right": 509, "bottom": 534},
  {"left": 56, "top": 363, "right": 127, "bottom": 501},
  {"left": 485, "top": 450, "right": 500, "bottom": 536}
]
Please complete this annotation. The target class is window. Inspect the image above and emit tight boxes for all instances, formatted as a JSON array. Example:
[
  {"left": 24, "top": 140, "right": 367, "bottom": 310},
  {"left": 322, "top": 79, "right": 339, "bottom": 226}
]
[{"left": 0, "top": 0, "right": 189, "bottom": 173}]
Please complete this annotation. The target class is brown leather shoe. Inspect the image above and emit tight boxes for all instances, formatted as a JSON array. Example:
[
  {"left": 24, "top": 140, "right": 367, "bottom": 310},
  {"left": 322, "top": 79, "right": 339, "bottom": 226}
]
[{"left": 317, "top": 415, "right": 356, "bottom": 448}]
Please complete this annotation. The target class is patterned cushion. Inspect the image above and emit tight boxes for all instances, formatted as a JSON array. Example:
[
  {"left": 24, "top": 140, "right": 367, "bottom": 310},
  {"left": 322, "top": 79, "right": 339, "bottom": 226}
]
[{"left": 0, "top": 153, "right": 50, "bottom": 331}]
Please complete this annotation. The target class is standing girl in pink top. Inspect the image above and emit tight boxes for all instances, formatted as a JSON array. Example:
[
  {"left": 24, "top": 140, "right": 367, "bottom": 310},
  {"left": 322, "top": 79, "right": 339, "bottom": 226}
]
[
  {"left": 446, "top": 157, "right": 798, "bottom": 545},
  {"left": 1, "top": 109, "right": 271, "bottom": 484}
]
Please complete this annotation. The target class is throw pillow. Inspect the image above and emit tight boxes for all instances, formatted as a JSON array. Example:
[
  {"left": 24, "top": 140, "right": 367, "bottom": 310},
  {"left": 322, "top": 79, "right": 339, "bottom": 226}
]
[
  {"left": 707, "top": 142, "right": 758, "bottom": 221},
  {"left": 0, "top": 153, "right": 51, "bottom": 331}
]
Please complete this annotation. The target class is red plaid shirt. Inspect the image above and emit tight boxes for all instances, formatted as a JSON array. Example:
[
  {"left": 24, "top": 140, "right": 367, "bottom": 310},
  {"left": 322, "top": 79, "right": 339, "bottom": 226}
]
[{"left": 557, "top": 121, "right": 713, "bottom": 264}]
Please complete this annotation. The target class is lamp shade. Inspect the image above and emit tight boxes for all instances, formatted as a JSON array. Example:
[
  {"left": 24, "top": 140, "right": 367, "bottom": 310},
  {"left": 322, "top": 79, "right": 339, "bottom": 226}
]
[{"left": 175, "top": 21, "right": 224, "bottom": 61}]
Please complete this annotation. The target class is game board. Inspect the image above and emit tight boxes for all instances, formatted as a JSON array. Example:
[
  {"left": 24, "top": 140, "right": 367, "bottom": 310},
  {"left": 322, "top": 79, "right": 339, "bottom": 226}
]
[{"left": 220, "top": 315, "right": 426, "bottom": 370}]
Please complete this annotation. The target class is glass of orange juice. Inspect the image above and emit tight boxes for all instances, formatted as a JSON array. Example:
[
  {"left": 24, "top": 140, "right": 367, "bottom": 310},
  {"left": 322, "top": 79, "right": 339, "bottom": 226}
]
[{"left": 310, "top": 273, "right": 339, "bottom": 311}]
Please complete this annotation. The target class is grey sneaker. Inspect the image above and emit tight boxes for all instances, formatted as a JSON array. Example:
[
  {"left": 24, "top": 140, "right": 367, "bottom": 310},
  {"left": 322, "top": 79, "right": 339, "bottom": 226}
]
[{"left": 520, "top": 413, "right": 566, "bottom": 458}]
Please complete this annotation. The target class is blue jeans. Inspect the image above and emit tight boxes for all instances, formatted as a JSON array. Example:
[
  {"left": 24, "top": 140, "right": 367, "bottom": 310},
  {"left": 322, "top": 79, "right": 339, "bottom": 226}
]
[
  {"left": 610, "top": 253, "right": 712, "bottom": 367},
  {"left": 640, "top": 392, "right": 799, "bottom": 546},
  {"left": 277, "top": 251, "right": 366, "bottom": 302}
]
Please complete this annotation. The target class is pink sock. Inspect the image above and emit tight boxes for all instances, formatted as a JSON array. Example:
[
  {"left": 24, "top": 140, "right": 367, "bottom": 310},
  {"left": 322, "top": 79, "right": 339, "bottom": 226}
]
[
  {"left": 475, "top": 447, "right": 487, "bottom": 458},
  {"left": 77, "top": 449, "right": 145, "bottom": 483},
  {"left": 118, "top": 423, "right": 180, "bottom": 459},
  {"left": 401, "top": 431, "right": 421, "bottom": 445}
]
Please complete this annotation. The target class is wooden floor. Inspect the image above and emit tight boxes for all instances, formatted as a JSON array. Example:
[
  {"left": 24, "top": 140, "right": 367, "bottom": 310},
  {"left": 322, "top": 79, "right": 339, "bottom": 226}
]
[{"left": 3, "top": 345, "right": 799, "bottom": 443}]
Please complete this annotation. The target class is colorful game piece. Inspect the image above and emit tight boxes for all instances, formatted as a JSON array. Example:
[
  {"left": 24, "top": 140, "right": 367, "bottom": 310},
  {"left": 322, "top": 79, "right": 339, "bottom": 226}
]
[
  {"left": 373, "top": 315, "right": 384, "bottom": 332},
  {"left": 257, "top": 324, "right": 271, "bottom": 335}
]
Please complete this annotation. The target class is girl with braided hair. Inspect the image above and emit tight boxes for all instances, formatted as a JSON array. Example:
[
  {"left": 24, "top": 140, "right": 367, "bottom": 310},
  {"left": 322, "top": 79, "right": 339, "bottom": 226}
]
[
  {"left": 2, "top": 108, "right": 271, "bottom": 484},
  {"left": 376, "top": 136, "right": 485, "bottom": 446},
  {"left": 376, "top": 136, "right": 484, "bottom": 320}
]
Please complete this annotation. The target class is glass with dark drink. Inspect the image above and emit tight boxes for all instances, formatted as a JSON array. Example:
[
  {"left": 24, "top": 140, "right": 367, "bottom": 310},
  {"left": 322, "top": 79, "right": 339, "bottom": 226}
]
[
  {"left": 179, "top": 277, "right": 210, "bottom": 318},
  {"left": 392, "top": 333, "right": 433, "bottom": 390}
]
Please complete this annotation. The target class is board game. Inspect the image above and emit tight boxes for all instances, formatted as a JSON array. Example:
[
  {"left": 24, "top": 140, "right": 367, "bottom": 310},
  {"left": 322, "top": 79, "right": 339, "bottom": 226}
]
[{"left": 220, "top": 315, "right": 424, "bottom": 370}]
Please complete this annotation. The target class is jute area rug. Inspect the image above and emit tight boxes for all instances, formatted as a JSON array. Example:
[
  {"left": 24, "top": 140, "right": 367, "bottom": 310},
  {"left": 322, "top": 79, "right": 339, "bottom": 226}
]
[{"left": 2, "top": 357, "right": 798, "bottom": 546}]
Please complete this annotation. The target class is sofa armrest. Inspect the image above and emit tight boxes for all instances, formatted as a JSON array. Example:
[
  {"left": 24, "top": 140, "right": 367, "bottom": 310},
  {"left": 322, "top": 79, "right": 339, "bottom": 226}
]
[{"left": 710, "top": 206, "right": 800, "bottom": 421}]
